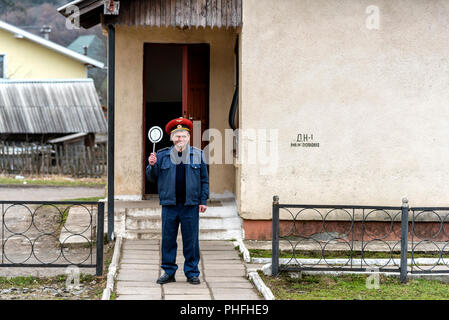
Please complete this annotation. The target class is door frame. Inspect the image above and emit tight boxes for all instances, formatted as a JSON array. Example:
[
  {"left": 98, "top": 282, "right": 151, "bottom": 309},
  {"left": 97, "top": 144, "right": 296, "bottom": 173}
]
[{"left": 142, "top": 43, "right": 210, "bottom": 198}]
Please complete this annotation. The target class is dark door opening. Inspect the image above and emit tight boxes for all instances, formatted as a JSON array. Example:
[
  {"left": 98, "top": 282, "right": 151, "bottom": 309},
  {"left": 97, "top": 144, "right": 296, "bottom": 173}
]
[{"left": 143, "top": 43, "right": 210, "bottom": 197}]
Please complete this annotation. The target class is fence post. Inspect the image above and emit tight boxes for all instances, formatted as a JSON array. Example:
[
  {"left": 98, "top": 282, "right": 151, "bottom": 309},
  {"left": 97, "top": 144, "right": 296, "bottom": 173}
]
[
  {"left": 96, "top": 202, "right": 105, "bottom": 276},
  {"left": 272, "top": 195, "right": 280, "bottom": 276},
  {"left": 400, "top": 197, "right": 409, "bottom": 283}
]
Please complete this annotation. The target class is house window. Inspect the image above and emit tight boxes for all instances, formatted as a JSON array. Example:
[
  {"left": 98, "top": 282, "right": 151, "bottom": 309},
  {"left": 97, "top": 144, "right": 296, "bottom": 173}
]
[{"left": 0, "top": 54, "right": 5, "bottom": 78}]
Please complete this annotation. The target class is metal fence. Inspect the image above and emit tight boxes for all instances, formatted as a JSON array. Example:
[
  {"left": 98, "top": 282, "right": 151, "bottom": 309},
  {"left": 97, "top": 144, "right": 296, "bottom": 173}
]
[
  {"left": 0, "top": 142, "right": 107, "bottom": 177},
  {"left": 272, "top": 196, "right": 449, "bottom": 283},
  {"left": 1, "top": 201, "right": 104, "bottom": 276},
  {"left": 409, "top": 207, "right": 449, "bottom": 274}
]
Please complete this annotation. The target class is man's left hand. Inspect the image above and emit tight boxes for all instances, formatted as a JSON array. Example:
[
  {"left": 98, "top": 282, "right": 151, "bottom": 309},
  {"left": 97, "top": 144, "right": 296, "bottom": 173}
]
[{"left": 199, "top": 205, "right": 207, "bottom": 213}]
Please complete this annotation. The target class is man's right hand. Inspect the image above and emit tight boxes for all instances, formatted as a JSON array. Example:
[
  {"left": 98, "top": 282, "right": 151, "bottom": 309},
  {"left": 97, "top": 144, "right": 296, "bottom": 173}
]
[{"left": 148, "top": 152, "right": 157, "bottom": 166}]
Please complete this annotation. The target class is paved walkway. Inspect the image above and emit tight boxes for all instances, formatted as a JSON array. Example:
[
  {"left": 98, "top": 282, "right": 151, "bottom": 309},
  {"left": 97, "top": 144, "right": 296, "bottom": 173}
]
[{"left": 115, "top": 239, "right": 262, "bottom": 300}]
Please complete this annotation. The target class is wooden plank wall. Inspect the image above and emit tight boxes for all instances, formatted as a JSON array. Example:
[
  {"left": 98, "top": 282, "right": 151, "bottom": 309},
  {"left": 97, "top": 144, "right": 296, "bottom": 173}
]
[
  {"left": 105, "top": 0, "right": 242, "bottom": 28},
  {"left": 0, "top": 142, "right": 107, "bottom": 178}
]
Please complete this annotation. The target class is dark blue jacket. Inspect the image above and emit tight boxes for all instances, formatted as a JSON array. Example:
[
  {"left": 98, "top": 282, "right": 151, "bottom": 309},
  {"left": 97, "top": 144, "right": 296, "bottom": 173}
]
[{"left": 146, "top": 145, "right": 209, "bottom": 206}]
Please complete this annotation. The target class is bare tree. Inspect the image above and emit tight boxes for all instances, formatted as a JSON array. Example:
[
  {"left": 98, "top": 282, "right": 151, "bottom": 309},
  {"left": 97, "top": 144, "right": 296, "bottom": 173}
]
[{"left": 0, "top": 0, "right": 25, "bottom": 13}]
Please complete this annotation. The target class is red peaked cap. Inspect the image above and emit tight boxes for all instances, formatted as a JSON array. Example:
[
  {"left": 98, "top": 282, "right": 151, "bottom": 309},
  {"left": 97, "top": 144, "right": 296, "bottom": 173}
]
[{"left": 165, "top": 117, "right": 193, "bottom": 135}]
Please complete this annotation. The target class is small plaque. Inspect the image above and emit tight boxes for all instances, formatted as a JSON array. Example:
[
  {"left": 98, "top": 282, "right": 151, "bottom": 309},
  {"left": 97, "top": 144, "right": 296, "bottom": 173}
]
[
  {"left": 104, "top": 0, "right": 120, "bottom": 15},
  {"left": 291, "top": 133, "right": 320, "bottom": 148}
]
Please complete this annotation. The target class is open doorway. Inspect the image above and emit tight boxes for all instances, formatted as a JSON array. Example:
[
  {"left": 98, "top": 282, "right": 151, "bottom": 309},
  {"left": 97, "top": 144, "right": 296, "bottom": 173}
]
[
  {"left": 143, "top": 44, "right": 182, "bottom": 196},
  {"left": 143, "top": 43, "right": 210, "bottom": 197}
]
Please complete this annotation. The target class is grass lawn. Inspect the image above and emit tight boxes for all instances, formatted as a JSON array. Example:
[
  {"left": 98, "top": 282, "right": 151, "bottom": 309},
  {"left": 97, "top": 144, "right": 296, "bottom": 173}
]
[
  {"left": 260, "top": 271, "right": 449, "bottom": 300},
  {"left": 0, "top": 175, "right": 106, "bottom": 187}
]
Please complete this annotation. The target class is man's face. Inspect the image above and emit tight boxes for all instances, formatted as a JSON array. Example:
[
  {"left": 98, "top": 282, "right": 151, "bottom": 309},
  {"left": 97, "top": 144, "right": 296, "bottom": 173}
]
[{"left": 171, "top": 130, "right": 190, "bottom": 150}]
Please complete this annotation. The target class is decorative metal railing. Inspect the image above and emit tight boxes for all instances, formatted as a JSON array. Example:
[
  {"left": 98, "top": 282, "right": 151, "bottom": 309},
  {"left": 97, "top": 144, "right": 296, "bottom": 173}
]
[
  {"left": 1, "top": 201, "right": 104, "bottom": 276},
  {"left": 409, "top": 207, "right": 449, "bottom": 274},
  {"left": 272, "top": 196, "right": 449, "bottom": 283}
]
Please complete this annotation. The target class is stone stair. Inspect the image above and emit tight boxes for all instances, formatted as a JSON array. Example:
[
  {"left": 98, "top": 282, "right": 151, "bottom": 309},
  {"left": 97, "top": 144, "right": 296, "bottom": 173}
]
[{"left": 117, "top": 195, "right": 243, "bottom": 241}]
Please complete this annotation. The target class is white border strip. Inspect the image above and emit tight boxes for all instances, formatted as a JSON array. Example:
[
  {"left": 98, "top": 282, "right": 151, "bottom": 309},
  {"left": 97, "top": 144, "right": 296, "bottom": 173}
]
[
  {"left": 101, "top": 236, "right": 122, "bottom": 300},
  {"left": 233, "top": 240, "right": 276, "bottom": 300},
  {"left": 252, "top": 257, "right": 447, "bottom": 267},
  {"left": 248, "top": 271, "right": 275, "bottom": 300},
  {"left": 233, "top": 239, "right": 251, "bottom": 263},
  {"left": 260, "top": 263, "right": 449, "bottom": 280}
]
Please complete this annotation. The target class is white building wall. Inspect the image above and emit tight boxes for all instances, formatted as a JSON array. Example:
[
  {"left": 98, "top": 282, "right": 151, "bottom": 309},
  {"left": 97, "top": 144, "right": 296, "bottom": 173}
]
[{"left": 239, "top": 0, "right": 449, "bottom": 220}]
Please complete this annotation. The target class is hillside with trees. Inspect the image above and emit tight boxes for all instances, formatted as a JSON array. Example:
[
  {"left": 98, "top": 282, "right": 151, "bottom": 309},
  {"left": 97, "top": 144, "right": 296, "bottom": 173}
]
[{"left": 0, "top": 0, "right": 105, "bottom": 47}]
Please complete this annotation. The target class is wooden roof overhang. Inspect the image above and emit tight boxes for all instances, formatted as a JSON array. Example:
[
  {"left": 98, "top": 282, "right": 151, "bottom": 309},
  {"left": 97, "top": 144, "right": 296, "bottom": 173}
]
[{"left": 58, "top": 0, "right": 242, "bottom": 29}]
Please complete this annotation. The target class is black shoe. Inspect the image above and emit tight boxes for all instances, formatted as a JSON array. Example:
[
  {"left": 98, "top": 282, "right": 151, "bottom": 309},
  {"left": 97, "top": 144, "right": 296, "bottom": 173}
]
[
  {"left": 157, "top": 273, "right": 176, "bottom": 284},
  {"left": 187, "top": 276, "right": 201, "bottom": 285}
]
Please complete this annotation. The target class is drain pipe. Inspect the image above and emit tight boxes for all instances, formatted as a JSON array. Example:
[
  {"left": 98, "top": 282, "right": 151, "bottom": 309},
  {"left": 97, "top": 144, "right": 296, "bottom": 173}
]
[
  {"left": 107, "top": 24, "right": 115, "bottom": 241},
  {"left": 228, "top": 36, "right": 239, "bottom": 130}
]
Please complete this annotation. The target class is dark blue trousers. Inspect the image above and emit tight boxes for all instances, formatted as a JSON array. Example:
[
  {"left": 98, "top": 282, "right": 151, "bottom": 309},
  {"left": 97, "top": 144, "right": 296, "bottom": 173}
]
[{"left": 161, "top": 202, "right": 200, "bottom": 279}]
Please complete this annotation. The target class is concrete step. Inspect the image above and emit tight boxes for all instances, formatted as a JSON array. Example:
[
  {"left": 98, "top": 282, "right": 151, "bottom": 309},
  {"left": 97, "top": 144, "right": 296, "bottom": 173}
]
[
  {"left": 126, "top": 208, "right": 161, "bottom": 218},
  {"left": 126, "top": 206, "right": 238, "bottom": 219},
  {"left": 126, "top": 216, "right": 242, "bottom": 231},
  {"left": 116, "top": 194, "right": 243, "bottom": 241},
  {"left": 125, "top": 229, "right": 161, "bottom": 240},
  {"left": 125, "top": 228, "right": 242, "bottom": 240}
]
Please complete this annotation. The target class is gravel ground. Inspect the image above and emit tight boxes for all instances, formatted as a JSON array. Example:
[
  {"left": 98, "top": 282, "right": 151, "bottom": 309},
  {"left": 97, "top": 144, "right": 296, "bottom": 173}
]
[{"left": 0, "top": 241, "right": 114, "bottom": 300}]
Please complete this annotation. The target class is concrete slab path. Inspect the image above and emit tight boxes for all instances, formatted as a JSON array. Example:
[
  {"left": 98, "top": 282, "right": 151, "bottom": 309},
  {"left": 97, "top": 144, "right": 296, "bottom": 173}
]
[{"left": 115, "top": 239, "right": 263, "bottom": 300}]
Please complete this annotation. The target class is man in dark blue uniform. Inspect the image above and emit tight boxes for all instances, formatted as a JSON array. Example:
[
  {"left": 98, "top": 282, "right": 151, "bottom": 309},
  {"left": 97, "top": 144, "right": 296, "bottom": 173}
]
[{"left": 146, "top": 117, "right": 209, "bottom": 285}]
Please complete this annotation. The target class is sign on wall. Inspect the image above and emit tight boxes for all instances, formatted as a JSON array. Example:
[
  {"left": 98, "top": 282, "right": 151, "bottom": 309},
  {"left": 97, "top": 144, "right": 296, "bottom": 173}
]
[
  {"left": 104, "top": 0, "right": 120, "bottom": 15},
  {"left": 291, "top": 133, "right": 320, "bottom": 148}
]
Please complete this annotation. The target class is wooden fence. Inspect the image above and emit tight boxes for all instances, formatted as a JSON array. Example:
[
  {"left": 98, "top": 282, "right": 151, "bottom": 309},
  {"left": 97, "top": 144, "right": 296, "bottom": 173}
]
[{"left": 0, "top": 142, "right": 107, "bottom": 177}]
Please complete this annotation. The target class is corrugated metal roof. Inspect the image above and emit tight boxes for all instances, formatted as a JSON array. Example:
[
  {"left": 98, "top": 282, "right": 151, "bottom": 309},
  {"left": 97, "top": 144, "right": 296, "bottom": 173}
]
[
  {"left": 58, "top": 0, "right": 242, "bottom": 29},
  {"left": 0, "top": 79, "right": 107, "bottom": 134}
]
